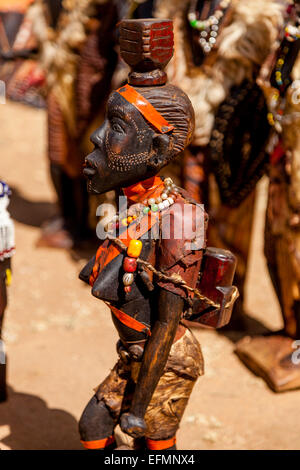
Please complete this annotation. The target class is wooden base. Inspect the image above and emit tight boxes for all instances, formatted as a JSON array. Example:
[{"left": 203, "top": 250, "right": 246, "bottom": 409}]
[
  {"left": 0, "top": 363, "right": 7, "bottom": 402},
  {"left": 235, "top": 335, "right": 300, "bottom": 392}
]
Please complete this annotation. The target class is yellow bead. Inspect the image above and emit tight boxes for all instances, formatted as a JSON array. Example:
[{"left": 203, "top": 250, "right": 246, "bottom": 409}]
[
  {"left": 267, "top": 113, "right": 274, "bottom": 126},
  {"left": 127, "top": 239, "right": 143, "bottom": 258},
  {"left": 122, "top": 218, "right": 129, "bottom": 227},
  {"left": 5, "top": 269, "right": 12, "bottom": 286},
  {"left": 127, "top": 216, "right": 133, "bottom": 224}
]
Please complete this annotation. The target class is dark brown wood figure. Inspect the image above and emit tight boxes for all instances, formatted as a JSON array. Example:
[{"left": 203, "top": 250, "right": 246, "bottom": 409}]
[
  {"left": 236, "top": 1, "right": 300, "bottom": 393},
  {"left": 79, "top": 18, "right": 238, "bottom": 450},
  {"left": 0, "top": 181, "right": 15, "bottom": 402}
]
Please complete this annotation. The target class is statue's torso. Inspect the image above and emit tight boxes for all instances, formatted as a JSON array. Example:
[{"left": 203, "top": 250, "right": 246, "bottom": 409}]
[{"left": 80, "top": 186, "right": 206, "bottom": 346}]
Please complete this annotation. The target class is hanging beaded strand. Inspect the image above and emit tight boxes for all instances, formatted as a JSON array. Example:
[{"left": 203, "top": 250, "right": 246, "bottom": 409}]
[
  {"left": 106, "top": 177, "right": 179, "bottom": 233},
  {"left": 268, "top": 6, "right": 300, "bottom": 132},
  {"left": 188, "top": 0, "right": 231, "bottom": 54},
  {"left": 102, "top": 177, "right": 179, "bottom": 293},
  {"left": 122, "top": 240, "right": 143, "bottom": 294},
  {"left": 117, "top": 177, "right": 179, "bottom": 293}
]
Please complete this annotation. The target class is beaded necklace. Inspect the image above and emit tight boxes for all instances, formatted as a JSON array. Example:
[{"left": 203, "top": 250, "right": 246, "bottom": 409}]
[
  {"left": 267, "top": 4, "right": 300, "bottom": 133},
  {"left": 188, "top": 0, "right": 231, "bottom": 55},
  {"left": 104, "top": 177, "right": 179, "bottom": 293}
]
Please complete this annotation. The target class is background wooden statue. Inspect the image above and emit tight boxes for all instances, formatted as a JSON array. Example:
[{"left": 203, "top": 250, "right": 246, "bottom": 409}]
[
  {"left": 0, "top": 0, "right": 45, "bottom": 108},
  {"left": 1, "top": 0, "right": 120, "bottom": 249},
  {"left": 128, "top": 0, "right": 285, "bottom": 330},
  {"left": 236, "top": 1, "right": 300, "bottom": 392},
  {"left": 0, "top": 181, "right": 15, "bottom": 402},
  {"left": 78, "top": 18, "right": 238, "bottom": 450}
]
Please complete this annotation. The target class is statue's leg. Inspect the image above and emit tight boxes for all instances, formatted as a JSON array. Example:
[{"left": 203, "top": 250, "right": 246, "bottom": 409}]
[
  {"left": 79, "top": 358, "right": 132, "bottom": 449},
  {"left": 183, "top": 145, "right": 254, "bottom": 329},
  {"left": 0, "top": 263, "right": 8, "bottom": 402},
  {"left": 0, "top": 275, "right": 7, "bottom": 337},
  {"left": 143, "top": 327, "right": 204, "bottom": 450},
  {"left": 209, "top": 189, "right": 256, "bottom": 330},
  {"left": 38, "top": 92, "right": 90, "bottom": 248},
  {"left": 79, "top": 396, "right": 117, "bottom": 450},
  {"left": 49, "top": 163, "right": 90, "bottom": 243},
  {"left": 264, "top": 214, "right": 297, "bottom": 336},
  {"left": 236, "top": 175, "right": 300, "bottom": 392}
]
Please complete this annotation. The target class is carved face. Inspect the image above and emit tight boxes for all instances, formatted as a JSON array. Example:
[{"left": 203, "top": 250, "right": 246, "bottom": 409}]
[{"left": 83, "top": 92, "right": 173, "bottom": 195}]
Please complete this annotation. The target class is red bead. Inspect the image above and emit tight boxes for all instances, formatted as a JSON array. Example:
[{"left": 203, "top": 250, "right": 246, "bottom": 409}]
[
  {"left": 124, "top": 286, "right": 132, "bottom": 293},
  {"left": 123, "top": 257, "right": 137, "bottom": 273}
]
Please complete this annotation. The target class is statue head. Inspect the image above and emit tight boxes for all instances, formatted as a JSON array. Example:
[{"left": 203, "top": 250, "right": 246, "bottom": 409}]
[{"left": 84, "top": 19, "right": 195, "bottom": 195}]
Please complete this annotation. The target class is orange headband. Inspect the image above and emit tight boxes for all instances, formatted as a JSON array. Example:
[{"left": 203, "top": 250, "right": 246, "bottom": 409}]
[{"left": 116, "top": 84, "right": 174, "bottom": 134}]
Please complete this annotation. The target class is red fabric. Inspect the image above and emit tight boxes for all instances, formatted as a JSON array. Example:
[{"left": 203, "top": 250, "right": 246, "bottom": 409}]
[
  {"left": 157, "top": 195, "right": 206, "bottom": 299},
  {"left": 270, "top": 140, "right": 285, "bottom": 166}
]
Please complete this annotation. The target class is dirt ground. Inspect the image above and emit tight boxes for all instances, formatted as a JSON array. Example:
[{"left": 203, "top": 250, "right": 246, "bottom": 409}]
[{"left": 0, "top": 100, "right": 299, "bottom": 451}]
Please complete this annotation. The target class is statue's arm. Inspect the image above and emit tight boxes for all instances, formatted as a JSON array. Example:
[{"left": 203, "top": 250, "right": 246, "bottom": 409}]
[{"left": 120, "top": 289, "right": 184, "bottom": 438}]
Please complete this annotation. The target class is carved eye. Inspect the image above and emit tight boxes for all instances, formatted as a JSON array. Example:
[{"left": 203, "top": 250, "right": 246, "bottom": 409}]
[{"left": 111, "top": 121, "right": 124, "bottom": 134}]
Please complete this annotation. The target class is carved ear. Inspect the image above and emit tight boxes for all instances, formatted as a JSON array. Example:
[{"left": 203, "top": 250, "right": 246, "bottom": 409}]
[{"left": 148, "top": 134, "right": 173, "bottom": 170}]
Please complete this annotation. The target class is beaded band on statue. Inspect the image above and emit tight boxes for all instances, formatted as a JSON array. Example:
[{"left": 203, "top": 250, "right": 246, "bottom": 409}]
[
  {"left": 105, "top": 177, "right": 179, "bottom": 294},
  {"left": 188, "top": 0, "right": 231, "bottom": 55},
  {"left": 267, "top": 3, "right": 300, "bottom": 133}
]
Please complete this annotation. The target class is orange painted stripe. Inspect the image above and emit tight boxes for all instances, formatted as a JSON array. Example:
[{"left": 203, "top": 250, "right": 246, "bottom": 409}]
[
  {"left": 116, "top": 84, "right": 174, "bottom": 134},
  {"left": 110, "top": 305, "right": 151, "bottom": 336},
  {"left": 80, "top": 435, "right": 115, "bottom": 450},
  {"left": 146, "top": 436, "right": 176, "bottom": 450}
]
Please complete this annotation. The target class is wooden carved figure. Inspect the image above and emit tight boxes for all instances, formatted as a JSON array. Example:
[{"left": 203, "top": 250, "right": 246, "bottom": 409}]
[
  {"left": 236, "top": 1, "right": 300, "bottom": 392},
  {"left": 0, "top": 181, "right": 15, "bottom": 402},
  {"left": 129, "top": 0, "right": 284, "bottom": 331},
  {"left": 79, "top": 18, "right": 238, "bottom": 450}
]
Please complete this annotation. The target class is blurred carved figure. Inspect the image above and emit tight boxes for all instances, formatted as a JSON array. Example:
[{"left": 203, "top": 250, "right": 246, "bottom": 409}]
[
  {"left": 1, "top": 0, "right": 119, "bottom": 248},
  {"left": 0, "top": 0, "right": 45, "bottom": 107},
  {"left": 130, "top": 0, "right": 285, "bottom": 328},
  {"left": 0, "top": 181, "right": 15, "bottom": 402},
  {"left": 27, "top": 0, "right": 119, "bottom": 248},
  {"left": 236, "top": 1, "right": 300, "bottom": 392}
]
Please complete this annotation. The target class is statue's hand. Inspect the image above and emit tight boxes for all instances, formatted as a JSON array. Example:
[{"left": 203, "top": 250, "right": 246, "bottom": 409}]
[{"left": 120, "top": 413, "right": 146, "bottom": 438}]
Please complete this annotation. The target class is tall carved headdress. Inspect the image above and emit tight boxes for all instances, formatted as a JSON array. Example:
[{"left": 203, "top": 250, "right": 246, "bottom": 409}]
[{"left": 117, "top": 19, "right": 195, "bottom": 154}]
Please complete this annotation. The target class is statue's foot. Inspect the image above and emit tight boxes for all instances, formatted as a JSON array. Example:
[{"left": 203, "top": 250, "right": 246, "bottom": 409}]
[
  {"left": 36, "top": 216, "right": 74, "bottom": 249},
  {"left": 36, "top": 229, "right": 74, "bottom": 250},
  {"left": 235, "top": 335, "right": 300, "bottom": 392}
]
